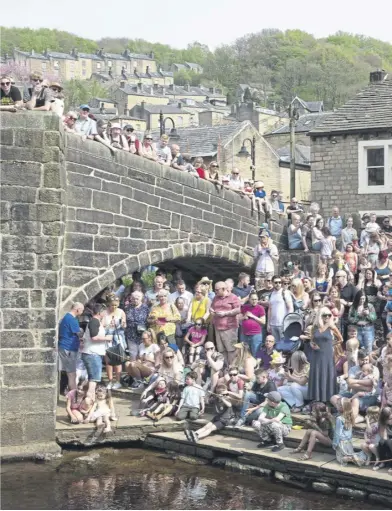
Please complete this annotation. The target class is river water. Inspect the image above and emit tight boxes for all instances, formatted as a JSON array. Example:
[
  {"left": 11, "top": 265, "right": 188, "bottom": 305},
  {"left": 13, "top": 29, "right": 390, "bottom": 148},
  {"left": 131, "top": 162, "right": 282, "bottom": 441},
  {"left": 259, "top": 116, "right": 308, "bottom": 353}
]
[{"left": 1, "top": 448, "right": 386, "bottom": 510}]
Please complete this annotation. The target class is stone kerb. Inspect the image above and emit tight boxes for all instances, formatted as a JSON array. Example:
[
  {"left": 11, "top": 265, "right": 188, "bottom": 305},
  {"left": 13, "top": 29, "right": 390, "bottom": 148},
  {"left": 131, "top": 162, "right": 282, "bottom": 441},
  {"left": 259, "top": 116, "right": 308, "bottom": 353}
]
[{"left": 62, "top": 135, "right": 262, "bottom": 305}]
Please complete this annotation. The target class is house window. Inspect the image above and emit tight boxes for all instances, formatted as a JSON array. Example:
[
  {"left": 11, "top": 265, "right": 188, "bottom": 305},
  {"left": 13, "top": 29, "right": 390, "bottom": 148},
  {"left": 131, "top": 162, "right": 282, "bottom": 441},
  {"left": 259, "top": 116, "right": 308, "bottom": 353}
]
[
  {"left": 96, "top": 62, "right": 101, "bottom": 70},
  {"left": 53, "top": 60, "right": 59, "bottom": 69},
  {"left": 107, "top": 60, "right": 112, "bottom": 67},
  {"left": 358, "top": 140, "right": 392, "bottom": 194},
  {"left": 82, "top": 69, "right": 86, "bottom": 76},
  {"left": 82, "top": 60, "right": 86, "bottom": 68},
  {"left": 177, "top": 116, "right": 183, "bottom": 126},
  {"left": 366, "top": 147, "right": 384, "bottom": 186},
  {"left": 70, "top": 62, "right": 74, "bottom": 70}
]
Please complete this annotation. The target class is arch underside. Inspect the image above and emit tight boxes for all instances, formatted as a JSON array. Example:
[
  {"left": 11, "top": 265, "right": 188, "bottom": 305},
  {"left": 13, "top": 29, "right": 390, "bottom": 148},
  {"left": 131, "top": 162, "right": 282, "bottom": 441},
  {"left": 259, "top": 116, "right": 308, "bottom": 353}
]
[{"left": 60, "top": 242, "right": 254, "bottom": 315}]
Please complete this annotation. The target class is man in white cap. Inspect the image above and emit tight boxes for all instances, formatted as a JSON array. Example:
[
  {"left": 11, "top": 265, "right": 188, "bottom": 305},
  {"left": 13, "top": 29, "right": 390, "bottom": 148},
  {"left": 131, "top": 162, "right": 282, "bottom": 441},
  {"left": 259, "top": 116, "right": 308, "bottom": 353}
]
[
  {"left": 75, "top": 105, "right": 98, "bottom": 139},
  {"left": 109, "top": 123, "right": 128, "bottom": 151}
]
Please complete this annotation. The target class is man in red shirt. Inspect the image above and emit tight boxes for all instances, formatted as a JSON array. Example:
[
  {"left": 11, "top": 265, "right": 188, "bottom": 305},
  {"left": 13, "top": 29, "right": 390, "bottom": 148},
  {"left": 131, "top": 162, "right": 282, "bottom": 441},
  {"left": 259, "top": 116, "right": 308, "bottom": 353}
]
[{"left": 211, "top": 281, "right": 241, "bottom": 365}]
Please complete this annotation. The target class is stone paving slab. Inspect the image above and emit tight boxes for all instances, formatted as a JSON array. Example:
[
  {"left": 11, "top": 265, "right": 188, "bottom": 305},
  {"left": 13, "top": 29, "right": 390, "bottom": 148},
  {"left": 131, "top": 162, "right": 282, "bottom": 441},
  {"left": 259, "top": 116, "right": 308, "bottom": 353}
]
[{"left": 150, "top": 430, "right": 392, "bottom": 483}]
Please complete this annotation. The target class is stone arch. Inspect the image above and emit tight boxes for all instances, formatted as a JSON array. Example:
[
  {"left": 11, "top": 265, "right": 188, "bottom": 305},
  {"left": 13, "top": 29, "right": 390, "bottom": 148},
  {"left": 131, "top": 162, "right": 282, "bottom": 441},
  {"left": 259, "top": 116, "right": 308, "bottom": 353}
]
[{"left": 60, "top": 242, "right": 254, "bottom": 315}]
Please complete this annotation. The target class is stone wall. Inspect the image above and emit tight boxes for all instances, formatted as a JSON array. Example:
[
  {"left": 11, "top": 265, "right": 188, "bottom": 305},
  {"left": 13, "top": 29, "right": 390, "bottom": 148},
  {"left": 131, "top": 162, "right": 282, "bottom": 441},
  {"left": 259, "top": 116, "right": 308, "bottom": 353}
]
[
  {"left": 61, "top": 134, "right": 268, "bottom": 312},
  {"left": 0, "top": 112, "right": 66, "bottom": 456},
  {"left": 310, "top": 133, "right": 392, "bottom": 215},
  {"left": 0, "top": 112, "right": 293, "bottom": 457}
]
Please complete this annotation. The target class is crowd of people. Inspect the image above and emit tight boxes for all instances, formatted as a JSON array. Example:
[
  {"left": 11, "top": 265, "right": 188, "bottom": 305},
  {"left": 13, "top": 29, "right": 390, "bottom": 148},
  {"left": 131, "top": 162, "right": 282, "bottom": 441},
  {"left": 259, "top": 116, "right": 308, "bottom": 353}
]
[{"left": 58, "top": 208, "right": 392, "bottom": 472}]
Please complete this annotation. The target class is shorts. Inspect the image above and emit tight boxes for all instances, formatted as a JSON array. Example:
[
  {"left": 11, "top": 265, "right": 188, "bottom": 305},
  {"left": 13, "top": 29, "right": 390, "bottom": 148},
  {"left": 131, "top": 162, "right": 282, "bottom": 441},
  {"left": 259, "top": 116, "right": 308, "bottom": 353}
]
[
  {"left": 58, "top": 349, "right": 78, "bottom": 373},
  {"left": 82, "top": 353, "right": 103, "bottom": 382},
  {"left": 211, "top": 416, "right": 230, "bottom": 431},
  {"left": 215, "top": 328, "right": 238, "bottom": 353}
]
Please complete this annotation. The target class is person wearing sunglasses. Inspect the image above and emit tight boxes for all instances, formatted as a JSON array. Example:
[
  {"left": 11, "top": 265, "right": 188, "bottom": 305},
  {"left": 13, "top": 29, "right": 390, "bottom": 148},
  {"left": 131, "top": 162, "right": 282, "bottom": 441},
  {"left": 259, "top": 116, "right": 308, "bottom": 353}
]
[
  {"left": 141, "top": 132, "right": 158, "bottom": 162},
  {"left": 0, "top": 74, "right": 22, "bottom": 111},
  {"left": 48, "top": 81, "right": 64, "bottom": 117},
  {"left": 206, "top": 161, "right": 221, "bottom": 185},
  {"left": 24, "top": 72, "right": 53, "bottom": 111},
  {"left": 63, "top": 111, "right": 79, "bottom": 133},
  {"left": 307, "top": 307, "right": 343, "bottom": 405},
  {"left": 267, "top": 275, "right": 294, "bottom": 343},
  {"left": 123, "top": 124, "right": 142, "bottom": 155}
]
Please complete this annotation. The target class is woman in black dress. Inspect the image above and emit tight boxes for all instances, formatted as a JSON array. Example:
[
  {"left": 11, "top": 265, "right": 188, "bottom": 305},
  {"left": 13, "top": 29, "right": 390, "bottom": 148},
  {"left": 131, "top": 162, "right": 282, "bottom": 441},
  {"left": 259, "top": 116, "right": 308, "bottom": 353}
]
[{"left": 308, "top": 307, "right": 343, "bottom": 403}]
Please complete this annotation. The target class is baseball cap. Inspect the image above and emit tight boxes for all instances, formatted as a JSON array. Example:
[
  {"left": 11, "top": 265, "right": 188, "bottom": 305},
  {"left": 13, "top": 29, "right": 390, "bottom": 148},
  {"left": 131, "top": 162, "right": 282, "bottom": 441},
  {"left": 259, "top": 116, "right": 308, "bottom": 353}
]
[
  {"left": 266, "top": 391, "right": 282, "bottom": 404},
  {"left": 124, "top": 124, "right": 134, "bottom": 130},
  {"left": 79, "top": 104, "right": 90, "bottom": 110}
]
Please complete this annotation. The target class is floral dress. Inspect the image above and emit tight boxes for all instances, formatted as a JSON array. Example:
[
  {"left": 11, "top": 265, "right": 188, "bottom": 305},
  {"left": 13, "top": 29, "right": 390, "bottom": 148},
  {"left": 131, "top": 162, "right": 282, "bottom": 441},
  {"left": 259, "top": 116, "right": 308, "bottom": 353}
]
[{"left": 125, "top": 304, "right": 150, "bottom": 348}]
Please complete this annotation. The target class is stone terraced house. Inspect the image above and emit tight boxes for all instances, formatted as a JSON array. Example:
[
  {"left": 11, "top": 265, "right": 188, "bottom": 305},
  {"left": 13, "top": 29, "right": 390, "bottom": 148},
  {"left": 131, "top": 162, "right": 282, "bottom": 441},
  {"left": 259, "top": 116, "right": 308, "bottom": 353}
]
[{"left": 309, "top": 70, "right": 392, "bottom": 217}]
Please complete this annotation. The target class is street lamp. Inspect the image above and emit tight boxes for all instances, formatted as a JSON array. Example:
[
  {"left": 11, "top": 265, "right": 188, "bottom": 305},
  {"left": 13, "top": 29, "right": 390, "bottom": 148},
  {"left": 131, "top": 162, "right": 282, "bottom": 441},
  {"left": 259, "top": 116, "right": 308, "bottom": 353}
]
[
  {"left": 237, "top": 135, "right": 256, "bottom": 181},
  {"left": 159, "top": 111, "right": 179, "bottom": 139}
]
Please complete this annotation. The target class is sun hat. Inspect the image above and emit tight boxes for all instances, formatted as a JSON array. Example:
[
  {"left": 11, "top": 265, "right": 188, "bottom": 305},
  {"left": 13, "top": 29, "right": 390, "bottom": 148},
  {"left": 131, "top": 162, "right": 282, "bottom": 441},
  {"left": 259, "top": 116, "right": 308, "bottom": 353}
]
[{"left": 200, "top": 276, "right": 212, "bottom": 284}]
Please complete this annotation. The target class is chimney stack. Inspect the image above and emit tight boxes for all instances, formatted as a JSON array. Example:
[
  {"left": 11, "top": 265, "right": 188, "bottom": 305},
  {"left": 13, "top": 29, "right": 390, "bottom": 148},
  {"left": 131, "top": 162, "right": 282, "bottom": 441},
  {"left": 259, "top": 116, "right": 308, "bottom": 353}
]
[
  {"left": 369, "top": 69, "right": 387, "bottom": 83},
  {"left": 146, "top": 65, "right": 150, "bottom": 74}
]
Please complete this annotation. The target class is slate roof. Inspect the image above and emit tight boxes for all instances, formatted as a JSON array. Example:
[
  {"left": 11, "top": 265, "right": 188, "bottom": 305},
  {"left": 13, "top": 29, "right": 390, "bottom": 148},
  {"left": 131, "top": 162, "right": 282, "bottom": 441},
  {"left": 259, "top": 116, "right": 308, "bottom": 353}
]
[
  {"left": 159, "top": 70, "right": 174, "bottom": 77},
  {"left": 89, "top": 107, "right": 117, "bottom": 115},
  {"left": 151, "top": 121, "right": 253, "bottom": 157},
  {"left": 135, "top": 104, "right": 192, "bottom": 114},
  {"left": 265, "top": 112, "right": 333, "bottom": 136},
  {"left": 185, "top": 62, "right": 203, "bottom": 71},
  {"left": 310, "top": 74, "right": 392, "bottom": 135},
  {"left": 172, "top": 63, "right": 187, "bottom": 70},
  {"left": 293, "top": 96, "right": 324, "bottom": 113},
  {"left": 119, "top": 84, "right": 166, "bottom": 98},
  {"left": 46, "top": 51, "right": 76, "bottom": 60},
  {"left": 15, "top": 49, "right": 47, "bottom": 61},
  {"left": 91, "top": 73, "right": 112, "bottom": 81},
  {"left": 78, "top": 52, "right": 103, "bottom": 61},
  {"left": 276, "top": 145, "right": 311, "bottom": 166}
]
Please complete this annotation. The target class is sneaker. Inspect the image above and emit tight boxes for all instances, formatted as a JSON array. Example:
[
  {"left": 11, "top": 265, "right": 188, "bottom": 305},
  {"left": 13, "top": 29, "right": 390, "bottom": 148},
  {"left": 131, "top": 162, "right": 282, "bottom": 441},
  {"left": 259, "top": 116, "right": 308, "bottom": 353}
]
[
  {"left": 111, "top": 382, "right": 122, "bottom": 390},
  {"left": 106, "top": 381, "right": 113, "bottom": 390},
  {"left": 131, "top": 380, "right": 142, "bottom": 389},
  {"left": 271, "top": 443, "right": 285, "bottom": 452},
  {"left": 257, "top": 440, "right": 273, "bottom": 448},
  {"left": 184, "top": 429, "right": 193, "bottom": 442},
  {"left": 235, "top": 418, "right": 245, "bottom": 428},
  {"left": 190, "top": 430, "right": 198, "bottom": 444}
]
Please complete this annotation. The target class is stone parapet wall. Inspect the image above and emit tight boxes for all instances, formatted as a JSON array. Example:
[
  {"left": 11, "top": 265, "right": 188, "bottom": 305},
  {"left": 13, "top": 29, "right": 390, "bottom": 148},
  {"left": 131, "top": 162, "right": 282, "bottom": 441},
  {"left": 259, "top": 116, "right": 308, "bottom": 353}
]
[{"left": 0, "top": 112, "right": 65, "bottom": 453}]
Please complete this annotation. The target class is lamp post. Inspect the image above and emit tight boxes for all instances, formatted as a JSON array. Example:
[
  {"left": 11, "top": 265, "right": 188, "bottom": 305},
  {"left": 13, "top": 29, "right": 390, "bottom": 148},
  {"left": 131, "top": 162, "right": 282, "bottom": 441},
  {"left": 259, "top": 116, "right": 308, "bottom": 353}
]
[
  {"left": 237, "top": 135, "right": 256, "bottom": 181},
  {"left": 159, "top": 111, "right": 179, "bottom": 139},
  {"left": 289, "top": 104, "right": 299, "bottom": 198}
]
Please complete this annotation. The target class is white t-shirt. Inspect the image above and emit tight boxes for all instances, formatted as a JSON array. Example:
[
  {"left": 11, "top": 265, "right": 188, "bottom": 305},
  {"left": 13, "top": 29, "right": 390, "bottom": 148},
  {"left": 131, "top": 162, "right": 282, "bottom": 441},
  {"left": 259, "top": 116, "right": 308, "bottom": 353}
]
[
  {"left": 269, "top": 289, "right": 291, "bottom": 327},
  {"left": 138, "top": 343, "right": 160, "bottom": 362},
  {"left": 155, "top": 143, "right": 171, "bottom": 164},
  {"left": 169, "top": 290, "right": 194, "bottom": 309}
]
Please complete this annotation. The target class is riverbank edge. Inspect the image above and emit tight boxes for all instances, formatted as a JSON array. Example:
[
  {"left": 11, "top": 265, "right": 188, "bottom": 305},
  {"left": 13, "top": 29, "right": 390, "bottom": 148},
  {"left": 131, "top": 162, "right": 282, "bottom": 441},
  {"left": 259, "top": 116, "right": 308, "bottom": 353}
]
[{"left": 2, "top": 419, "right": 391, "bottom": 507}]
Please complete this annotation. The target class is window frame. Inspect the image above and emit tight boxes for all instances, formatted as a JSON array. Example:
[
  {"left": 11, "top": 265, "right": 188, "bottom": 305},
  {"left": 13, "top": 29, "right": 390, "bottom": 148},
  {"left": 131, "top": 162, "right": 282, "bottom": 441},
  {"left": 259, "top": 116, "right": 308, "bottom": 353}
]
[{"left": 358, "top": 139, "right": 392, "bottom": 194}]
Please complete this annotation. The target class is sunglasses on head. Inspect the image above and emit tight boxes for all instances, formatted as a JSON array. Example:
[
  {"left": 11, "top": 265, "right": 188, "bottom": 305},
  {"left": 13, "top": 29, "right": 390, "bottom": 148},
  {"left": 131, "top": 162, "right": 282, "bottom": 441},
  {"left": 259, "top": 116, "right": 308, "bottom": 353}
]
[{"left": 1, "top": 81, "right": 10, "bottom": 86}]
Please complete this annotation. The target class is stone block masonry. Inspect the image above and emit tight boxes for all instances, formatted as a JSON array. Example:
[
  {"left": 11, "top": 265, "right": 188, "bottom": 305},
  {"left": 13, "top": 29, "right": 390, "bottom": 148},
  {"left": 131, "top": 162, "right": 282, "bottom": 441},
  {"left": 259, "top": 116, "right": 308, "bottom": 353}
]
[
  {"left": 1, "top": 113, "right": 66, "bottom": 457},
  {"left": 1, "top": 112, "right": 289, "bottom": 458},
  {"left": 310, "top": 133, "right": 392, "bottom": 216}
]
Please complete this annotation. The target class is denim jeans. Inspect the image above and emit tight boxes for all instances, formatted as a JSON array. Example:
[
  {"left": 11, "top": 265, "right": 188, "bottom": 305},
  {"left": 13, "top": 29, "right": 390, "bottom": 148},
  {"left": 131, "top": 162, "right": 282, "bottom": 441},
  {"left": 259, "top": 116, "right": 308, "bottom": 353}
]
[
  {"left": 356, "top": 325, "right": 375, "bottom": 354},
  {"left": 240, "top": 390, "right": 261, "bottom": 418},
  {"left": 241, "top": 333, "right": 263, "bottom": 357},
  {"left": 279, "top": 383, "right": 308, "bottom": 407}
]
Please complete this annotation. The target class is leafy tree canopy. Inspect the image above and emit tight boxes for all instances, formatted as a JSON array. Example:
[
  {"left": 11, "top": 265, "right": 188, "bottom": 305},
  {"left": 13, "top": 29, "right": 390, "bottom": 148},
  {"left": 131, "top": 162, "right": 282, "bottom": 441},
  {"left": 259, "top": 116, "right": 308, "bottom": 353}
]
[{"left": 2, "top": 27, "right": 391, "bottom": 109}]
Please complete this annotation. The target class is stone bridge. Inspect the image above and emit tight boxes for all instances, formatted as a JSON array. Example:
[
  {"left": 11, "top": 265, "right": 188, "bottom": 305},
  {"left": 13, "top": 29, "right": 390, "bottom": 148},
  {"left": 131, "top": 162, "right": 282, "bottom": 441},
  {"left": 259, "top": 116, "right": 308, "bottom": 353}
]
[{"left": 0, "top": 112, "right": 291, "bottom": 457}]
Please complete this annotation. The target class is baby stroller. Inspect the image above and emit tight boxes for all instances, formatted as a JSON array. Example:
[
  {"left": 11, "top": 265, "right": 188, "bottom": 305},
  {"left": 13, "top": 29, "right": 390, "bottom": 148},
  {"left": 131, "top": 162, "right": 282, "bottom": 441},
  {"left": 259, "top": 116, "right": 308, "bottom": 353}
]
[{"left": 275, "top": 313, "right": 304, "bottom": 360}]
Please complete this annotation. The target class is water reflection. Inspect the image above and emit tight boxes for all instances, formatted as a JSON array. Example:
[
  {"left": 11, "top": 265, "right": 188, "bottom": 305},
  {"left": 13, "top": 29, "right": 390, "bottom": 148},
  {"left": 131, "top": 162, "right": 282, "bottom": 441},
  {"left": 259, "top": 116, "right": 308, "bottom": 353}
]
[{"left": 1, "top": 449, "right": 387, "bottom": 510}]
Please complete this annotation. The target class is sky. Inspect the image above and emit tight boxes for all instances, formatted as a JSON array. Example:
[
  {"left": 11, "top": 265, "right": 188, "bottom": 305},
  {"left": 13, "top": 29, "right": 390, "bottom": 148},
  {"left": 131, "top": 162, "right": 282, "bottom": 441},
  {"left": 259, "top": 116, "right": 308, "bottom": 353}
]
[{"left": 1, "top": 0, "right": 391, "bottom": 48}]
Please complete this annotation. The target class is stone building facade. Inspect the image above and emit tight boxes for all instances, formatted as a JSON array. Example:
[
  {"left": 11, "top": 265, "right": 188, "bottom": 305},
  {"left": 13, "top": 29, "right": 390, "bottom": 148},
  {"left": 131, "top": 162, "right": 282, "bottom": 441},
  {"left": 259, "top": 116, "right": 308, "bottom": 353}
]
[{"left": 309, "top": 72, "right": 392, "bottom": 217}]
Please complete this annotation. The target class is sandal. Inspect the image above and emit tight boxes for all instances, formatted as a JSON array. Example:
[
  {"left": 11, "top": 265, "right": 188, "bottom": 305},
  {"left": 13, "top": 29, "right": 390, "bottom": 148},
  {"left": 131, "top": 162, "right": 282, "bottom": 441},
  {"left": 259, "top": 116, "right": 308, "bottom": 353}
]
[
  {"left": 291, "top": 447, "right": 303, "bottom": 454},
  {"left": 299, "top": 453, "right": 311, "bottom": 461}
]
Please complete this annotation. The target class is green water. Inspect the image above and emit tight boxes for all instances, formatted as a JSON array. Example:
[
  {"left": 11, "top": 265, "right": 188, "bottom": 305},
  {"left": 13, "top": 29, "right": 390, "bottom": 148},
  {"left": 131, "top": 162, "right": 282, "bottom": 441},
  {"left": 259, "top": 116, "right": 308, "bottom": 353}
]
[{"left": 0, "top": 448, "right": 386, "bottom": 510}]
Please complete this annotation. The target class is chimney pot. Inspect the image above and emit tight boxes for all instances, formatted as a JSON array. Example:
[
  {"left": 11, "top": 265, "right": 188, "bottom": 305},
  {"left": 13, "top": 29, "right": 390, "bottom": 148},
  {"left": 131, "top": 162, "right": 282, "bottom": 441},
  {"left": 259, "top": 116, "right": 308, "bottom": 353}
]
[{"left": 178, "top": 102, "right": 182, "bottom": 109}]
